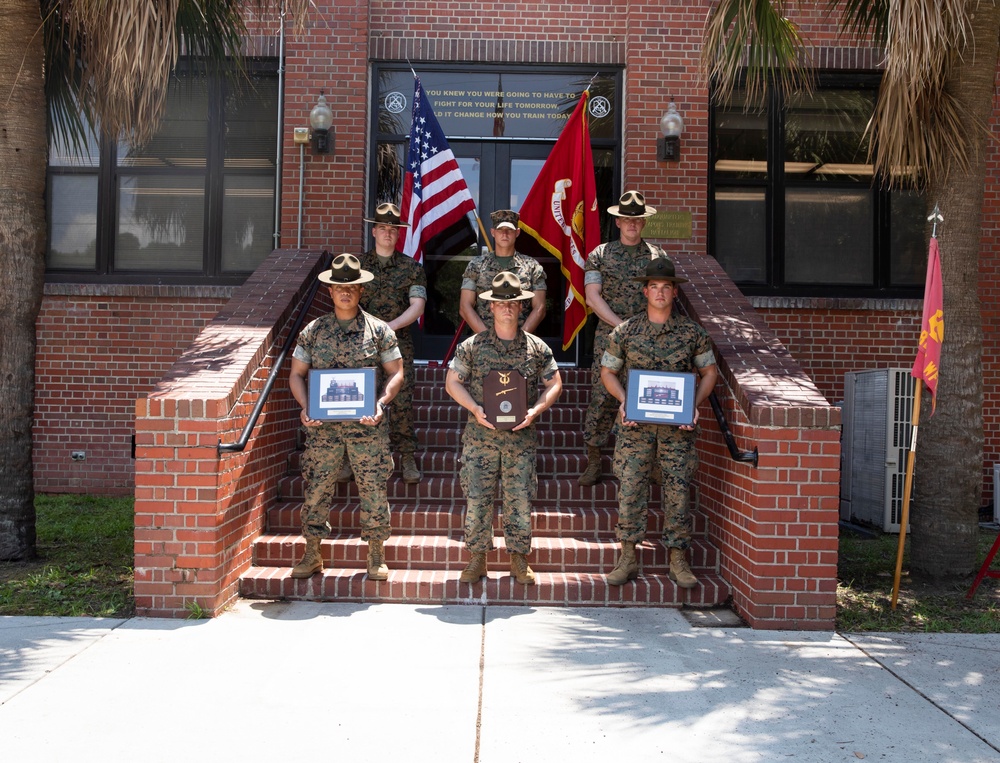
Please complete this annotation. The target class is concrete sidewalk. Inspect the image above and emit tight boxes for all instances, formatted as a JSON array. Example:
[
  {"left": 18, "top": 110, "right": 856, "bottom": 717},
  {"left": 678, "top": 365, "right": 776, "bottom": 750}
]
[{"left": 1, "top": 602, "right": 997, "bottom": 763}]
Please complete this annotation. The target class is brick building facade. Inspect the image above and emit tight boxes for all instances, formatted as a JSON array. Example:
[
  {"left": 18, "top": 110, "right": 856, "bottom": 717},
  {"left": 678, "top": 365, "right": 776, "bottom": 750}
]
[{"left": 37, "top": 2, "right": 1000, "bottom": 625}]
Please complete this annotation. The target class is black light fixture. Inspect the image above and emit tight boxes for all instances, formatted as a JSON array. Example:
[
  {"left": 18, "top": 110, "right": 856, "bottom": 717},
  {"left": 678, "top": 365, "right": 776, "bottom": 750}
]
[
  {"left": 309, "top": 93, "right": 334, "bottom": 155},
  {"left": 656, "top": 99, "right": 684, "bottom": 162}
]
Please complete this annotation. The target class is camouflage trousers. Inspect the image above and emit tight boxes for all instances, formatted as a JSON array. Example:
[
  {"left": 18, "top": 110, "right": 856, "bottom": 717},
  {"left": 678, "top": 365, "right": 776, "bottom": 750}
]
[
  {"left": 612, "top": 423, "right": 697, "bottom": 549},
  {"left": 390, "top": 332, "right": 418, "bottom": 456},
  {"left": 300, "top": 424, "right": 392, "bottom": 542},
  {"left": 583, "top": 326, "right": 617, "bottom": 448},
  {"left": 459, "top": 424, "right": 537, "bottom": 554}
]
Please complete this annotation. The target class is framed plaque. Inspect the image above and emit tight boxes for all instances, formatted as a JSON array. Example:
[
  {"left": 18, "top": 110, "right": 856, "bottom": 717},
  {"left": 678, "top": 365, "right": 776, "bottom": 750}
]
[
  {"left": 482, "top": 369, "right": 527, "bottom": 430},
  {"left": 625, "top": 370, "right": 697, "bottom": 426},
  {"left": 308, "top": 368, "right": 376, "bottom": 421}
]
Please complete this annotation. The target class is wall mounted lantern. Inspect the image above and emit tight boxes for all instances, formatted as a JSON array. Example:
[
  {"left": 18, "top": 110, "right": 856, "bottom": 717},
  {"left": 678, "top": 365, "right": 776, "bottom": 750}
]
[
  {"left": 656, "top": 100, "right": 684, "bottom": 162},
  {"left": 309, "top": 93, "right": 334, "bottom": 155}
]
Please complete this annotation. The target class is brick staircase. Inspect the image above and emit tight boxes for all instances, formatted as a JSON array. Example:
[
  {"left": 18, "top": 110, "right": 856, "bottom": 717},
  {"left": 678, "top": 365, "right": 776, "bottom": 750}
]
[{"left": 239, "top": 366, "right": 731, "bottom": 608}]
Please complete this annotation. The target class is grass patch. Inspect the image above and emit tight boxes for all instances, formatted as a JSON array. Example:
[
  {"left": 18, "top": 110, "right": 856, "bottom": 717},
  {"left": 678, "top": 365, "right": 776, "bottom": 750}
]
[
  {"left": 0, "top": 494, "right": 134, "bottom": 618},
  {"left": 837, "top": 527, "right": 1000, "bottom": 633}
]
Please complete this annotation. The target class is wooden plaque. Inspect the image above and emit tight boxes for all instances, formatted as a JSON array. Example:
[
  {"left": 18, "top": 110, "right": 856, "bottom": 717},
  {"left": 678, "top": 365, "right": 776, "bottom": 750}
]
[{"left": 482, "top": 369, "right": 527, "bottom": 430}]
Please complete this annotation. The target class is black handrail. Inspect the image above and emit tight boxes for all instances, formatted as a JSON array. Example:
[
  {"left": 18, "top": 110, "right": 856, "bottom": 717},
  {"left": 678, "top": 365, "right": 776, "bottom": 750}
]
[
  {"left": 708, "top": 391, "right": 759, "bottom": 467},
  {"left": 218, "top": 250, "right": 332, "bottom": 455},
  {"left": 675, "top": 298, "right": 758, "bottom": 467}
]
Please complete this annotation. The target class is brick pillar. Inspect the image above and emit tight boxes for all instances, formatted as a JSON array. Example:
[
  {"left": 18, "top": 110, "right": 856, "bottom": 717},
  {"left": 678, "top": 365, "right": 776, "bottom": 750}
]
[{"left": 133, "top": 249, "right": 325, "bottom": 617}]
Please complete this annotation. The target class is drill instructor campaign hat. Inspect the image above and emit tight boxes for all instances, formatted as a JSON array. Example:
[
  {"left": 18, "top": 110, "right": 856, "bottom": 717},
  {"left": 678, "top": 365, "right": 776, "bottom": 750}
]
[
  {"left": 608, "top": 189, "right": 657, "bottom": 218},
  {"left": 632, "top": 257, "right": 688, "bottom": 284},
  {"left": 363, "top": 202, "right": 409, "bottom": 227},
  {"left": 479, "top": 271, "right": 534, "bottom": 301},
  {"left": 318, "top": 253, "right": 376, "bottom": 285}
]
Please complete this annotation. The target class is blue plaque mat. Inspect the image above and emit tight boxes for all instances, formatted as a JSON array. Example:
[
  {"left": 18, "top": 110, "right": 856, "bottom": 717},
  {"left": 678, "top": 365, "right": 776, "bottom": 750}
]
[
  {"left": 308, "top": 368, "right": 376, "bottom": 421},
  {"left": 625, "top": 370, "right": 697, "bottom": 426}
]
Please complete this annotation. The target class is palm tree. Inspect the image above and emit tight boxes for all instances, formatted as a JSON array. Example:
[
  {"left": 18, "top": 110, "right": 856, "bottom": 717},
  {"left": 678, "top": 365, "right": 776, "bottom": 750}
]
[
  {"left": 702, "top": 0, "right": 1000, "bottom": 578},
  {"left": 0, "top": 0, "right": 308, "bottom": 560}
]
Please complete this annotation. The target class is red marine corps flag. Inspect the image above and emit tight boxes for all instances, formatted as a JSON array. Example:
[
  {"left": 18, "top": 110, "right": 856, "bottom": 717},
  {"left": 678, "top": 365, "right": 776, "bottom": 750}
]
[
  {"left": 517, "top": 90, "right": 600, "bottom": 350},
  {"left": 893, "top": 227, "right": 945, "bottom": 609},
  {"left": 912, "top": 235, "right": 944, "bottom": 412}
]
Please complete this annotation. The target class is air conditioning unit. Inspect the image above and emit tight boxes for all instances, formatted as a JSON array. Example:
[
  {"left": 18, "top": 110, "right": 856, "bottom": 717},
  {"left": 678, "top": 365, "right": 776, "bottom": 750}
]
[{"left": 840, "top": 368, "right": 916, "bottom": 532}]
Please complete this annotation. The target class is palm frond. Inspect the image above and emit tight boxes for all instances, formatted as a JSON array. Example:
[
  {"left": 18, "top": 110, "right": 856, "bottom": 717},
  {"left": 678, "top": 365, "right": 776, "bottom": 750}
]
[
  {"left": 701, "top": 0, "right": 813, "bottom": 108},
  {"left": 836, "top": 0, "right": 890, "bottom": 44},
  {"left": 870, "top": 0, "right": 972, "bottom": 186},
  {"left": 44, "top": 0, "right": 311, "bottom": 149}
]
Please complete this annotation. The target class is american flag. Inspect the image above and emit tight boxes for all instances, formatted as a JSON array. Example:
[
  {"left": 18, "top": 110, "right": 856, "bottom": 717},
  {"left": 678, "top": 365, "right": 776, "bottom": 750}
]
[{"left": 399, "top": 78, "right": 477, "bottom": 265}]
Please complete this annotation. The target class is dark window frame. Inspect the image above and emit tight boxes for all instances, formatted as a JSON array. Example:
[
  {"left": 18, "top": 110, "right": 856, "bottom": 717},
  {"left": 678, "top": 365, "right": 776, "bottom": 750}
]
[
  {"left": 708, "top": 71, "right": 925, "bottom": 299},
  {"left": 45, "top": 57, "right": 279, "bottom": 286}
]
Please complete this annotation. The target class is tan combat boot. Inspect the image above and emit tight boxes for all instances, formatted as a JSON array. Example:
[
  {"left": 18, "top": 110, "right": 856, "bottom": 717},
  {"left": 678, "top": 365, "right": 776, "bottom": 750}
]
[
  {"left": 578, "top": 445, "right": 603, "bottom": 486},
  {"left": 509, "top": 552, "right": 536, "bottom": 585},
  {"left": 668, "top": 548, "right": 698, "bottom": 589},
  {"left": 459, "top": 552, "right": 488, "bottom": 583},
  {"left": 367, "top": 539, "right": 389, "bottom": 581},
  {"left": 401, "top": 453, "right": 421, "bottom": 484},
  {"left": 336, "top": 456, "right": 353, "bottom": 483},
  {"left": 290, "top": 537, "right": 323, "bottom": 578},
  {"left": 606, "top": 541, "right": 638, "bottom": 585}
]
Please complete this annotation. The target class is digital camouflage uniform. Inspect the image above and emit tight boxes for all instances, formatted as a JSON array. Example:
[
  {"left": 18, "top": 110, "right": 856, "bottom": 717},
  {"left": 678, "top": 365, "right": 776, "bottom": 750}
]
[
  {"left": 461, "top": 251, "right": 546, "bottom": 330},
  {"left": 449, "top": 329, "right": 558, "bottom": 554},
  {"left": 602, "top": 312, "right": 715, "bottom": 549},
  {"left": 292, "top": 309, "right": 402, "bottom": 541},
  {"left": 582, "top": 239, "right": 668, "bottom": 447},
  {"left": 358, "top": 248, "right": 428, "bottom": 456}
]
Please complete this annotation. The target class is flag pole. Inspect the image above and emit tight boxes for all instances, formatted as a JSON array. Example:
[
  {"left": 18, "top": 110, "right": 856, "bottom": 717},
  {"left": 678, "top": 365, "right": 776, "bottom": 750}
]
[
  {"left": 892, "top": 205, "right": 944, "bottom": 609},
  {"left": 891, "top": 381, "right": 921, "bottom": 609},
  {"left": 475, "top": 214, "right": 493, "bottom": 253}
]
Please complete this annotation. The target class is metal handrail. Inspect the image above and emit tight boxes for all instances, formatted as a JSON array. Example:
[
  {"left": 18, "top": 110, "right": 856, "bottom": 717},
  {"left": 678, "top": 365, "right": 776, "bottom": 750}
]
[
  {"left": 218, "top": 250, "right": 332, "bottom": 454},
  {"left": 708, "top": 391, "right": 759, "bottom": 467},
  {"left": 675, "top": 299, "right": 759, "bottom": 467}
]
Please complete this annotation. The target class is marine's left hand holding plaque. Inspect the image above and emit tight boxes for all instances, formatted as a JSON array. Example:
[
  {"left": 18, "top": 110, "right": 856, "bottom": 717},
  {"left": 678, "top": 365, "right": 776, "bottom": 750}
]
[{"left": 482, "top": 369, "right": 527, "bottom": 430}]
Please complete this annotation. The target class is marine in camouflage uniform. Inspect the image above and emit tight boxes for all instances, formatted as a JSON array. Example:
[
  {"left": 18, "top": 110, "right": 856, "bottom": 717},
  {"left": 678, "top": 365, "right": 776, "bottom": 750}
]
[
  {"left": 581, "top": 192, "right": 668, "bottom": 486},
  {"left": 446, "top": 272, "right": 562, "bottom": 586},
  {"left": 358, "top": 203, "right": 428, "bottom": 483},
  {"left": 599, "top": 257, "right": 718, "bottom": 589},
  {"left": 288, "top": 254, "right": 404, "bottom": 581},
  {"left": 460, "top": 209, "right": 547, "bottom": 333}
]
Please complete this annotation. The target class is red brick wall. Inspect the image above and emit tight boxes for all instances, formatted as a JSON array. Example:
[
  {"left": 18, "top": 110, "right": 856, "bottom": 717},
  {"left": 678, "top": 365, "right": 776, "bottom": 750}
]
[
  {"left": 35, "top": 287, "right": 230, "bottom": 494},
  {"left": 758, "top": 297, "right": 1000, "bottom": 508},
  {"left": 278, "top": 0, "right": 370, "bottom": 253},
  {"left": 981, "top": 83, "right": 1000, "bottom": 509},
  {"left": 678, "top": 252, "right": 840, "bottom": 629},
  {"left": 134, "top": 249, "right": 325, "bottom": 617}
]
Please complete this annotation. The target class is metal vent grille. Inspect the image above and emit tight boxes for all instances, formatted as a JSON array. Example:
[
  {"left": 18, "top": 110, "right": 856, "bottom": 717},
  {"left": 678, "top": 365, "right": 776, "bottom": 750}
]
[{"left": 840, "top": 368, "right": 914, "bottom": 532}]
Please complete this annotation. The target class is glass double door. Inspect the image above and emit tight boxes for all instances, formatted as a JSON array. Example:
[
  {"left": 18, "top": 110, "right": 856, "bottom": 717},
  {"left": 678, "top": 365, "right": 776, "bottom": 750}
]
[{"left": 415, "top": 141, "right": 574, "bottom": 363}]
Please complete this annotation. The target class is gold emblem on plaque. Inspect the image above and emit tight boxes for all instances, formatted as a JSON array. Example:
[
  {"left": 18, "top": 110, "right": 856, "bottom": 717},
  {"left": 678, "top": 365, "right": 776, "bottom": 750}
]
[{"left": 499, "top": 371, "right": 511, "bottom": 385}]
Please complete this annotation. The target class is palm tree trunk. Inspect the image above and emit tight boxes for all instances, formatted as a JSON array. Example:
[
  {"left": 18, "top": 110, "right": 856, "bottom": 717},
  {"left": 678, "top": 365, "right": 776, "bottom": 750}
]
[
  {"left": 911, "top": 1, "right": 1000, "bottom": 578},
  {"left": 0, "top": 1, "right": 48, "bottom": 560}
]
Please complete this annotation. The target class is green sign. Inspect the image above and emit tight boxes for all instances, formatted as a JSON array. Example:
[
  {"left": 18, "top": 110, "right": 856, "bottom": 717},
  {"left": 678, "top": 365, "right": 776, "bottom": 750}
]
[{"left": 643, "top": 211, "right": 692, "bottom": 240}]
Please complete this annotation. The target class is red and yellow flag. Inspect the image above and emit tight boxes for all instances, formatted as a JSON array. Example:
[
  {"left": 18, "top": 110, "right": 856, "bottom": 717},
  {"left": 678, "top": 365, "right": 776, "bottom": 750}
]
[
  {"left": 517, "top": 91, "right": 600, "bottom": 350},
  {"left": 912, "top": 236, "right": 944, "bottom": 412}
]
